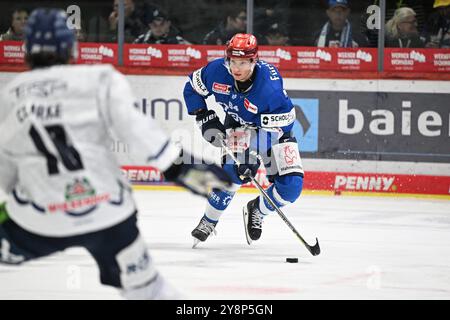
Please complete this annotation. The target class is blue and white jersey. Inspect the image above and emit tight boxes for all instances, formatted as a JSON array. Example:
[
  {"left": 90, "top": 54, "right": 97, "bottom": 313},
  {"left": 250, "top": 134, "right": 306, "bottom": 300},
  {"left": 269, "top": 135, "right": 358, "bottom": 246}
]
[{"left": 183, "top": 58, "right": 295, "bottom": 134}]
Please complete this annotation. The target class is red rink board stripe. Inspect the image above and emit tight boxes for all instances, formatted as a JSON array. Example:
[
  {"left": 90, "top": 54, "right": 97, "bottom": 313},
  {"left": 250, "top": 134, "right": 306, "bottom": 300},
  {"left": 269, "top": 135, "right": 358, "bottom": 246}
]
[
  {"left": 121, "top": 166, "right": 450, "bottom": 196},
  {"left": 303, "top": 171, "right": 450, "bottom": 196}
]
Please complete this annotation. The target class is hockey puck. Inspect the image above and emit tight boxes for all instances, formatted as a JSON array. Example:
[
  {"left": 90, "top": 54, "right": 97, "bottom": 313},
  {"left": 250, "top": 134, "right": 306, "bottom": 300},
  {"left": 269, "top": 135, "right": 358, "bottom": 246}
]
[{"left": 286, "top": 258, "right": 298, "bottom": 263}]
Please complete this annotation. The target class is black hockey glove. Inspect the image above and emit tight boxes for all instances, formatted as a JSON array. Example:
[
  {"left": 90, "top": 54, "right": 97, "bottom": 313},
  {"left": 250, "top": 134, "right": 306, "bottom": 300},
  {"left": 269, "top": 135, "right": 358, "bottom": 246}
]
[
  {"left": 163, "top": 156, "right": 232, "bottom": 197},
  {"left": 236, "top": 149, "right": 261, "bottom": 183},
  {"left": 195, "top": 109, "right": 226, "bottom": 147}
]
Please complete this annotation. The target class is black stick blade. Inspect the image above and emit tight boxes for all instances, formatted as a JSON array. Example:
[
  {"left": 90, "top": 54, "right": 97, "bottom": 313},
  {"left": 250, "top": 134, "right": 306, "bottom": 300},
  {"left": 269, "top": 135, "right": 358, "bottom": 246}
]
[{"left": 308, "top": 238, "right": 321, "bottom": 256}]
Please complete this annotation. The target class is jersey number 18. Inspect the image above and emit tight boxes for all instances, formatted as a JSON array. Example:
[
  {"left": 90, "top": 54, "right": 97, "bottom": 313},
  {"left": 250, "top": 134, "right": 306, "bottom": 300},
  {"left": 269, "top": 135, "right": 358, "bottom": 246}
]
[{"left": 29, "top": 124, "right": 84, "bottom": 175}]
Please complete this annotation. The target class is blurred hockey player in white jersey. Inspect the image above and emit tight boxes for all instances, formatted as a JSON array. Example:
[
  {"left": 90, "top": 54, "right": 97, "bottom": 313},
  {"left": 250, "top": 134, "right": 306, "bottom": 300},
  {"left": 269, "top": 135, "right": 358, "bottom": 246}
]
[{"left": 0, "top": 9, "right": 231, "bottom": 299}]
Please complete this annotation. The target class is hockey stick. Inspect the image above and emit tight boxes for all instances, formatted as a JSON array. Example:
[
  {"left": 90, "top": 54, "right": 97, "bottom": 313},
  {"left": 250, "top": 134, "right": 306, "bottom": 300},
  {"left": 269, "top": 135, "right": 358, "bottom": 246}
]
[{"left": 218, "top": 134, "right": 320, "bottom": 256}]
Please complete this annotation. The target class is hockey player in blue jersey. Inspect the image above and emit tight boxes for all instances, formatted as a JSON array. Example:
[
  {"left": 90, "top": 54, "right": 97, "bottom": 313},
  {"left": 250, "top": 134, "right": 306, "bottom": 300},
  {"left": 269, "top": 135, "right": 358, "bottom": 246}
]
[{"left": 183, "top": 33, "right": 304, "bottom": 247}]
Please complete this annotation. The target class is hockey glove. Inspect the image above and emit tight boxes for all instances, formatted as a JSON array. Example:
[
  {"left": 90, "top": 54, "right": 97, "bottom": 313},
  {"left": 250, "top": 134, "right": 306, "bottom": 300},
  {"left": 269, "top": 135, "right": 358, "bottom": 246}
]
[
  {"left": 164, "top": 159, "right": 232, "bottom": 197},
  {"left": 195, "top": 109, "right": 226, "bottom": 147},
  {"left": 236, "top": 149, "right": 261, "bottom": 183},
  {"left": 0, "top": 202, "right": 9, "bottom": 224}
]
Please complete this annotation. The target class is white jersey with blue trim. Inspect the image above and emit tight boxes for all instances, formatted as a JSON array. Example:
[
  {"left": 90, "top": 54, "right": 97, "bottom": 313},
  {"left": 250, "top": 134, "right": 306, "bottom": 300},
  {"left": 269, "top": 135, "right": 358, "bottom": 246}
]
[
  {"left": 0, "top": 64, "right": 179, "bottom": 237},
  {"left": 184, "top": 58, "right": 296, "bottom": 133}
]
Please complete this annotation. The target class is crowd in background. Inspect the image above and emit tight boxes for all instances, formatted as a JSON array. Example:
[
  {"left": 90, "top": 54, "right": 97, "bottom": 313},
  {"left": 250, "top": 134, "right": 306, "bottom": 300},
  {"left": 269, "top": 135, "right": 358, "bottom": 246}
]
[{"left": 0, "top": 0, "right": 449, "bottom": 48}]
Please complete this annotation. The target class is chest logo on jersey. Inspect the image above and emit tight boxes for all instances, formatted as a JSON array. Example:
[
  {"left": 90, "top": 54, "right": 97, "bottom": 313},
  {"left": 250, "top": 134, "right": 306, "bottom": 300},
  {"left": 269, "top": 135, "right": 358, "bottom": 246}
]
[
  {"left": 244, "top": 98, "right": 258, "bottom": 114},
  {"left": 65, "top": 178, "right": 96, "bottom": 200},
  {"left": 212, "top": 82, "right": 231, "bottom": 95},
  {"left": 46, "top": 178, "right": 111, "bottom": 216}
]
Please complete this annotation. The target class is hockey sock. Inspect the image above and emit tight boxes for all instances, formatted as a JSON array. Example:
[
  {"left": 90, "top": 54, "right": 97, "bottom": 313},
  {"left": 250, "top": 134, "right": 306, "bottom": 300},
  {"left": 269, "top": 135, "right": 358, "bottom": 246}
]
[
  {"left": 204, "top": 189, "right": 236, "bottom": 221},
  {"left": 259, "top": 185, "right": 286, "bottom": 216}
]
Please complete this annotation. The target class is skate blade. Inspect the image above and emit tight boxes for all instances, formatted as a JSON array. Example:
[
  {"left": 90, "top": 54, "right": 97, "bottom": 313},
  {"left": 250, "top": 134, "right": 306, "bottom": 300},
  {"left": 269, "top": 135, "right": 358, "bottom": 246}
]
[
  {"left": 192, "top": 237, "right": 201, "bottom": 249},
  {"left": 242, "top": 207, "right": 252, "bottom": 246}
]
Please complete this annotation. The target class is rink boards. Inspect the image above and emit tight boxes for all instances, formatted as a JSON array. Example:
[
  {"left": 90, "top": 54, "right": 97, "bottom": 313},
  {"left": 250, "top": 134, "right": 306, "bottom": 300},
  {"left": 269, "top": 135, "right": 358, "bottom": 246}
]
[
  {"left": 122, "top": 165, "right": 450, "bottom": 200},
  {"left": 122, "top": 75, "right": 450, "bottom": 199},
  {"left": 0, "top": 72, "right": 449, "bottom": 199}
]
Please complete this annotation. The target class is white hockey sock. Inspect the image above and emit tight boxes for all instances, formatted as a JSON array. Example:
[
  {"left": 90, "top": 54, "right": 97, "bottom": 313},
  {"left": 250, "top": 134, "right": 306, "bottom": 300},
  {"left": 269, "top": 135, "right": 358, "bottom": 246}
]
[
  {"left": 204, "top": 202, "right": 224, "bottom": 222},
  {"left": 259, "top": 196, "right": 274, "bottom": 216}
]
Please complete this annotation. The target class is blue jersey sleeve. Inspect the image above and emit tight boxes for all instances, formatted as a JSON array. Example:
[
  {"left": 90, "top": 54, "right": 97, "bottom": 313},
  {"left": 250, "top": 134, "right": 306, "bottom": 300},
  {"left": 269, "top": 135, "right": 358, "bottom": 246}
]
[
  {"left": 183, "top": 68, "right": 209, "bottom": 115},
  {"left": 183, "top": 59, "right": 224, "bottom": 115}
]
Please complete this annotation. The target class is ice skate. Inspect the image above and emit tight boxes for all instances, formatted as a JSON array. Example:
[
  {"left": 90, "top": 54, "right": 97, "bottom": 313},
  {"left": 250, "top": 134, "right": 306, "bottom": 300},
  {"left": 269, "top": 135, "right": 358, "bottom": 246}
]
[
  {"left": 243, "top": 197, "right": 265, "bottom": 245},
  {"left": 191, "top": 216, "right": 217, "bottom": 248}
]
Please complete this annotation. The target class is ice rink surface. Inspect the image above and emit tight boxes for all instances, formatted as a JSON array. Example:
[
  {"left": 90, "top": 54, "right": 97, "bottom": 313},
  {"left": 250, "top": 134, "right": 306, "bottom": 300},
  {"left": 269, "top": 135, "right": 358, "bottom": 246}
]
[{"left": 1, "top": 190, "right": 449, "bottom": 300}]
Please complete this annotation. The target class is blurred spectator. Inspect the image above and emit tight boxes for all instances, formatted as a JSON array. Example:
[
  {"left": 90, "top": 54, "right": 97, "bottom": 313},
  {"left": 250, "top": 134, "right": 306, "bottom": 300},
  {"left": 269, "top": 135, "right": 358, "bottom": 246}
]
[
  {"left": 385, "top": 7, "right": 425, "bottom": 48},
  {"left": 313, "top": 0, "right": 368, "bottom": 47},
  {"left": 359, "top": 0, "right": 431, "bottom": 48},
  {"left": 0, "top": 8, "right": 29, "bottom": 41},
  {"left": 134, "top": 7, "right": 191, "bottom": 44},
  {"left": 73, "top": 20, "right": 87, "bottom": 42},
  {"left": 254, "top": 0, "right": 290, "bottom": 46},
  {"left": 108, "top": 0, "right": 146, "bottom": 42},
  {"left": 287, "top": 0, "right": 323, "bottom": 46},
  {"left": 254, "top": 0, "right": 290, "bottom": 32},
  {"left": 423, "top": 0, "right": 450, "bottom": 48},
  {"left": 386, "top": 0, "right": 429, "bottom": 33},
  {"left": 75, "top": 28, "right": 86, "bottom": 42},
  {"left": 262, "top": 20, "right": 290, "bottom": 46},
  {"left": 203, "top": 4, "right": 247, "bottom": 45}
]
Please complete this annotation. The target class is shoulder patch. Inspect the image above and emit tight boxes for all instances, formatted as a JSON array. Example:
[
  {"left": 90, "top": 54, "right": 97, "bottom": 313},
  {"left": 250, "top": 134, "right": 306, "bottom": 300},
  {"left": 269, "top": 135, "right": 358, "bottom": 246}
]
[
  {"left": 190, "top": 68, "right": 209, "bottom": 96},
  {"left": 244, "top": 98, "right": 258, "bottom": 114}
]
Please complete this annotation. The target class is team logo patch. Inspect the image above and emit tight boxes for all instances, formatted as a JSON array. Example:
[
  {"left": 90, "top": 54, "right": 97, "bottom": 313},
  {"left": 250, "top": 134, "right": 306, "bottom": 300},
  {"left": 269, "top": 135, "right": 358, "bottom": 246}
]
[
  {"left": 261, "top": 109, "right": 296, "bottom": 128},
  {"left": 232, "top": 50, "right": 245, "bottom": 56},
  {"left": 244, "top": 98, "right": 258, "bottom": 114},
  {"left": 284, "top": 145, "right": 298, "bottom": 165},
  {"left": 272, "top": 141, "right": 304, "bottom": 176},
  {"left": 226, "top": 127, "right": 251, "bottom": 153},
  {"left": 212, "top": 82, "right": 231, "bottom": 95},
  {"left": 47, "top": 178, "right": 110, "bottom": 216},
  {"left": 65, "top": 178, "right": 95, "bottom": 200}
]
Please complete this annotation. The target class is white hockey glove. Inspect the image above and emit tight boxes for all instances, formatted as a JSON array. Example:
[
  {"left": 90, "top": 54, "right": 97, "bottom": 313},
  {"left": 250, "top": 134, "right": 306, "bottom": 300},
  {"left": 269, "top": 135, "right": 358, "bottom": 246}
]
[{"left": 163, "top": 154, "right": 232, "bottom": 197}]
